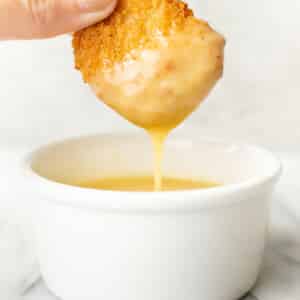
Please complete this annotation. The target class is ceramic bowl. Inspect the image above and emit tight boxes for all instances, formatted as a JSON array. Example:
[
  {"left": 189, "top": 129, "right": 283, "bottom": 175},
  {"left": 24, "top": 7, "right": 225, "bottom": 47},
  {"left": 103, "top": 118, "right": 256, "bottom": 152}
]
[{"left": 23, "top": 134, "right": 281, "bottom": 300}]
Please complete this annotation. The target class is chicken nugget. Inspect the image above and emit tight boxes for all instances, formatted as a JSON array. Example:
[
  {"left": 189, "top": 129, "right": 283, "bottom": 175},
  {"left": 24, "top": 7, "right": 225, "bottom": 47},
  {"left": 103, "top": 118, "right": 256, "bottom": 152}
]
[{"left": 73, "top": 0, "right": 225, "bottom": 130}]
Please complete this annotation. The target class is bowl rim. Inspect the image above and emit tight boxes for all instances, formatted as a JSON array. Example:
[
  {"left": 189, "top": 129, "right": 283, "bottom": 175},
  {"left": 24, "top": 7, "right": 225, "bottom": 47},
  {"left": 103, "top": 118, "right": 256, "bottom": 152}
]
[{"left": 22, "top": 133, "right": 282, "bottom": 212}]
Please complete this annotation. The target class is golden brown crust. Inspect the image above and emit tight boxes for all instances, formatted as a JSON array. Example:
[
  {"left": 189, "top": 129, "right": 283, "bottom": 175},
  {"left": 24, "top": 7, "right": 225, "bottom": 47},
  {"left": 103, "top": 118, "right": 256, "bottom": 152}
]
[
  {"left": 72, "top": 0, "right": 225, "bottom": 129},
  {"left": 73, "top": 0, "right": 194, "bottom": 82}
]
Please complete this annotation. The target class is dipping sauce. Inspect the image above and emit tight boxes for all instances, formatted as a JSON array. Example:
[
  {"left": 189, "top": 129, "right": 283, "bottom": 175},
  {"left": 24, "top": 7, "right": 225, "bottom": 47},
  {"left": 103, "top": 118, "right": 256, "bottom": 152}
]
[{"left": 78, "top": 176, "right": 219, "bottom": 192}]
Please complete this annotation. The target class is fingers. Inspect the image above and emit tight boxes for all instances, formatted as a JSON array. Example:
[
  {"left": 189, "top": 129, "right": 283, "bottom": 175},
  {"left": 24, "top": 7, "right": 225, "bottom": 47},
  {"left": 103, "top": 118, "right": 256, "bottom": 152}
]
[{"left": 0, "top": 0, "right": 117, "bottom": 40}]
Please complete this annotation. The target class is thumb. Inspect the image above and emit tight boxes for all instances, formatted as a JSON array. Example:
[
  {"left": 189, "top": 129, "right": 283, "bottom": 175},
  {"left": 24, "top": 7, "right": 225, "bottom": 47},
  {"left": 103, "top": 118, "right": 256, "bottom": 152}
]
[{"left": 0, "top": 0, "right": 117, "bottom": 40}]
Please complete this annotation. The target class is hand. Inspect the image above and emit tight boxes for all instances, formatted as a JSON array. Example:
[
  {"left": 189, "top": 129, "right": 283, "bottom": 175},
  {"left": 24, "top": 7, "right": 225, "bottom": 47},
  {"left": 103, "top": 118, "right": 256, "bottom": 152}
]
[{"left": 0, "top": 0, "right": 117, "bottom": 40}]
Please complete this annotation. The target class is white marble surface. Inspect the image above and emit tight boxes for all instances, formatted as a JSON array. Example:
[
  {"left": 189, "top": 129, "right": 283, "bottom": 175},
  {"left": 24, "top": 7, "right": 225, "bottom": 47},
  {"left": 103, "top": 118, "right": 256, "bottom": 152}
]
[
  {"left": 23, "top": 280, "right": 256, "bottom": 300},
  {"left": 24, "top": 281, "right": 56, "bottom": 300}
]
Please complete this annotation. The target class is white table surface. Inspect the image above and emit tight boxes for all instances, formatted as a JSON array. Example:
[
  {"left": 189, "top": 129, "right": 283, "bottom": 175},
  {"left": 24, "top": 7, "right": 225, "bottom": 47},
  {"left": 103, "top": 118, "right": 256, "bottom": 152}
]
[
  {"left": 24, "top": 282, "right": 255, "bottom": 300},
  {"left": 0, "top": 142, "right": 298, "bottom": 300},
  {"left": 25, "top": 281, "right": 257, "bottom": 300}
]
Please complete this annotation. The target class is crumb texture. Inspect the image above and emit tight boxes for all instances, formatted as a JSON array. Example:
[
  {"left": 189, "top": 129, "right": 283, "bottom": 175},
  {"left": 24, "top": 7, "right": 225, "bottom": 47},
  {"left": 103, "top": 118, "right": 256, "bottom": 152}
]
[
  {"left": 73, "top": 0, "right": 195, "bottom": 81},
  {"left": 72, "top": 0, "right": 225, "bottom": 129}
]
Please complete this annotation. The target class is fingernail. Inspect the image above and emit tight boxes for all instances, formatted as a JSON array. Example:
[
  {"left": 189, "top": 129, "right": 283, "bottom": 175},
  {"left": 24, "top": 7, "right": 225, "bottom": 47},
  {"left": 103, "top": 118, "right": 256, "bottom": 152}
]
[{"left": 78, "top": 0, "right": 117, "bottom": 13}]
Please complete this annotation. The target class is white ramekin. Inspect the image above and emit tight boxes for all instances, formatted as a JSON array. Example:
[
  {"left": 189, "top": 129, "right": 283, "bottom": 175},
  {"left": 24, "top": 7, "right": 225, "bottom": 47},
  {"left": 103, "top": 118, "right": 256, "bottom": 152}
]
[{"left": 23, "top": 134, "right": 281, "bottom": 300}]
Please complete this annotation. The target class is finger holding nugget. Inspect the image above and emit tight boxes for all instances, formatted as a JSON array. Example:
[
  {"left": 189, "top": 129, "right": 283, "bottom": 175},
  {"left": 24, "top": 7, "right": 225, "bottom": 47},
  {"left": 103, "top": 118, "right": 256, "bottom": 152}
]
[{"left": 0, "top": 0, "right": 117, "bottom": 40}]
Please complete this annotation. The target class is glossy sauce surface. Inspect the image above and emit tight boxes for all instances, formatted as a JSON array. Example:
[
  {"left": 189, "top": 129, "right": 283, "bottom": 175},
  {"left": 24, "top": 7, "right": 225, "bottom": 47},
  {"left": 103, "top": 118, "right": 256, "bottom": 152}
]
[{"left": 78, "top": 176, "right": 219, "bottom": 191}]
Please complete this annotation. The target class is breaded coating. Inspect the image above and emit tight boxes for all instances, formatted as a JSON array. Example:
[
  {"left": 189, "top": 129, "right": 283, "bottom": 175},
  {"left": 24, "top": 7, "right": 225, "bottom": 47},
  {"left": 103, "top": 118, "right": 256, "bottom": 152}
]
[
  {"left": 73, "top": 0, "right": 193, "bottom": 81},
  {"left": 73, "top": 0, "right": 225, "bottom": 129}
]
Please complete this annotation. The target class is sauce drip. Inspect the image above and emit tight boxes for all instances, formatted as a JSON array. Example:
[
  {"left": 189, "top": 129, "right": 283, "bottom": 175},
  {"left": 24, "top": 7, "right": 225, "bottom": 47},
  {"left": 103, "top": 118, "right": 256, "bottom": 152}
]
[{"left": 147, "top": 128, "right": 170, "bottom": 191}]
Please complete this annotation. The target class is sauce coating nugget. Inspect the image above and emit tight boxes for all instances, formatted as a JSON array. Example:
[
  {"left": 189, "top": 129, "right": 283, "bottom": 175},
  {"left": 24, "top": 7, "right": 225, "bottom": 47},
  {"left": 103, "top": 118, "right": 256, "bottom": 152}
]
[{"left": 73, "top": 0, "right": 225, "bottom": 129}]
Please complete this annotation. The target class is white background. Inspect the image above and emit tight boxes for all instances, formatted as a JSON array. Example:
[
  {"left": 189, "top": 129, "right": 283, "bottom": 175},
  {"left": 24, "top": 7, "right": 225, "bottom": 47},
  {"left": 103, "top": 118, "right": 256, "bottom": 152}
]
[{"left": 0, "top": 0, "right": 299, "bottom": 150}]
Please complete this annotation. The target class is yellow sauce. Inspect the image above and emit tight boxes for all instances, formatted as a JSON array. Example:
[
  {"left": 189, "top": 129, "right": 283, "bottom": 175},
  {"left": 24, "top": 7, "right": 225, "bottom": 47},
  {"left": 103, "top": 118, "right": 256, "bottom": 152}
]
[
  {"left": 78, "top": 176, "right": 219, "bottom": 192},
  {"left": 147, "top": 127, "right": 170, "bottom": 191}
]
